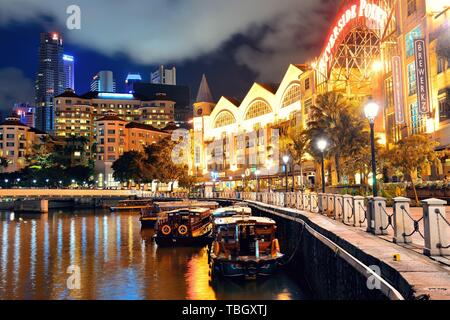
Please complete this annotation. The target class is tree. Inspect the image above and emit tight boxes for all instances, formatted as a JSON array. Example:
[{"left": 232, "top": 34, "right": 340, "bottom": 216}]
[
  {"left": 0, "top": 157, "right": 8, "bottom": 173},
  {"left": 307, "top": 92, "right": 369, "bottom": 184},
  {"left": 145, "top": 137, "right": 191, "bottom": 192},
  {"left": 280, "top": 126, "right": 309, "bottom": 188},
  {"left": 112, "top": 151, "right": 153, "bottom": 185},
  {"left": 386, "top": 134, "right": 439, "bottom": 204}
]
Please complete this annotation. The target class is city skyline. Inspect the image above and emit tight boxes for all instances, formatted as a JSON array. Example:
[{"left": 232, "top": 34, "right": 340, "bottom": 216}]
[{"left": 0, "top": 0, "right": 340, "bottom": 114}]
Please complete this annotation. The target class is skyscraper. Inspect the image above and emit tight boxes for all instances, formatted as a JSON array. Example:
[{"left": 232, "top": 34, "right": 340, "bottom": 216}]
[
  {"left": 91, "top": 71, "right": 116, "bottom": 92},
  {"left": 63, "top": 54, "right": 75, "bottom": 90},
  {"left": 151, "top": 65, "right": 176, "bottom": 85},
  {"left": 125, "top": 73, "right": 142, "bottom": 93},
  {"left": 35, "top": 32, "right": 65, "bottom": 133}
]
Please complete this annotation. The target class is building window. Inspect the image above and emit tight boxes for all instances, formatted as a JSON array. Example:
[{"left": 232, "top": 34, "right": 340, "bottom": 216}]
[
  {"left": 408, "top": 63, "right": 417, "bottom": 96},
  {"left": 107, "top": 129, "right": 116, "bottom": 134},
  {"left": 304, "top": 98, "right": 313, "bottom": 118},
  {"left": 107, "top": 138, "right": 116, "bottom": 143},
  {"left": 407, "top": 0, "right": 416, "bottom": 16},
  {"left": 245, "top": 101, "right": 272, "bottom": 120},
  {"left": 282, "top": 84, "right": 301, "bottom": 108},
  {"left": 305, "top": 78, "right": 310, "bottom": 91},
  {"left": 410, "top": 102, "right": 426, "bottom": 134},
  {"left": 214, "top": 111, "right": 236, "bottom": 128},
  {"left": 405, "top": 27, "right": 422, "bottom": 57},
  {"left": 6, "top": 134, "right": 14, "bottom": 139},
  {"left": 6, "top": 142, "right": 14, "bottom": 147},
  {"left": 439, "top": 96, "right": 450, "bottom": 121},
  {"left": 438, "top": 57, "right": 446, "bottom": 74}
]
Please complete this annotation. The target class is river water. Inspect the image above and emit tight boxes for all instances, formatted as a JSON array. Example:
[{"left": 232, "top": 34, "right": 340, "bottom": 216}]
[{"left": 0, "top": 209, "right": 307, "bottom": 300}]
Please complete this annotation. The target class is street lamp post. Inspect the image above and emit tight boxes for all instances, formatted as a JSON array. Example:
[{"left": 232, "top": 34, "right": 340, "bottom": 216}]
[
  {"left": 283, "top": 155, "right": 290, "bottom": 193},
  {"left": 241, "top": 174, "right": 245, "bottom": 192},
  {"left": 317, "top": 139, "right": 328, "bottom": 193},
  {"left": 364, "top": 102, "right": 380, "bottom": 197}
]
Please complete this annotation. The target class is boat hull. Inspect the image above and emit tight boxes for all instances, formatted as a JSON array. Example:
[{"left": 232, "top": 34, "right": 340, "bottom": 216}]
[
  {"left": 211, "top": 257, "right": 281, "bottom": 279},
  {"left": 140, "top": 217, "right": 158, "bottom": 228},
  {"left": 155, "top": 231, "right": 213, "bottom": 247}
]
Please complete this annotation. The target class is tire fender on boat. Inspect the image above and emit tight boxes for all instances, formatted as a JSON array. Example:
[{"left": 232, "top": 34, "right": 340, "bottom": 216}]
[
  {"left": 161, "top": 225, "right": 172, "bottom": 236},
  {"left": 178, "top": 225, "right": 188, "bottom": 236}
]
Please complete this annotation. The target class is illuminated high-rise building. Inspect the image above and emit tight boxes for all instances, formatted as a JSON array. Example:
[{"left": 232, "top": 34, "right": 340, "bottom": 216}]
[
  {"left": 35, "top": 32, "right": 65, "bottom": 133},
  {"left": 125, "top": 73, "right": 142, "bottom": 93},
  {"left": 91, "top": 71, "right": 116, "bottom": 93},
  {"left": 63, "top": 54, "right": 75, "bottom": 90},
  {"left": 151, "top": 65, "right": 176, "bottom": 85}
]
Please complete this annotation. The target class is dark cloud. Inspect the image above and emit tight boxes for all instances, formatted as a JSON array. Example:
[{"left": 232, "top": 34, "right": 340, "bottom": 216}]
[
  {"left": 0, "top": 0, "right": 338, "bottom": 83},
  {"left": 0, "top": 67, "right": 34, "bottom": 112}
]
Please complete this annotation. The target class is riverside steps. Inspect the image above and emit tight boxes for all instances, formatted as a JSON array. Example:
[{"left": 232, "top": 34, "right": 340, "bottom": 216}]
[{"left": 189, "top": 191, "right": 450, "bottom": 300}]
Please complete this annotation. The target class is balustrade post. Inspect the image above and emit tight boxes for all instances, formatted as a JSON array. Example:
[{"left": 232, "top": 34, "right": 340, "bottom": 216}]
[
  {"left": 334, "top": 194, "right": 343, "bottom": 221},
  {"left": 353, "top": 196, "right": 366, "bottom": 228},
  {"left": 422, "top": 198, "right": 450, "bottom": 257},
  {"left": 310, "top": 192, "right": 319, "bottom": 213},
  {"left": 318, "top": 193, "right": 326, "bottom": 214},
  {"left": 342, "top": 195, "right": 353, "bottom": 224},
  {"left": 302, "top": 193, "right": 309, "bottom": 212},
  {"left": 327, "top": 194, "right": 335, "bottom": 217},
  {"left": 296, "top": 192, "right": 303, "bottom": 210},
  {"left": 367, "top": 197, "right": 388, "bottom": 235},
  {"left": 393, "top": 197, "right": 413, "bottom": 244}
]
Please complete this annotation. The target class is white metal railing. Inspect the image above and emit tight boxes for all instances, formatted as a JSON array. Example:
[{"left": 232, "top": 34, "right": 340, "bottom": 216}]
[{"left": 199, "top": 191, "right": 449, "bottom": 258}]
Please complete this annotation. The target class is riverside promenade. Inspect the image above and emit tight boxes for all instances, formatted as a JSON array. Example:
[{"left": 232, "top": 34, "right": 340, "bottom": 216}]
[{"left": 194, "top": 191, "right": 450, "bottom": 300}]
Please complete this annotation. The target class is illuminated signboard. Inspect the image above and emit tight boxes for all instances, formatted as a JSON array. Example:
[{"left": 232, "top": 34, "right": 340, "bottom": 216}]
[
  {"left": 391, "top": 56, "right": 405, "bottom": 124},
  {"left": 414, "top": 39, "right": 430, "bottom": 115},
  {"left": 319, "top": 0, "right": 388, "bottom": 68}
]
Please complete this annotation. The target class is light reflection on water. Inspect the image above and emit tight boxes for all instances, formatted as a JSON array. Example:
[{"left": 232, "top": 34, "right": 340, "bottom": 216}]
[{"left": 0, "top": 209, "right": 306, "bottom": 300}]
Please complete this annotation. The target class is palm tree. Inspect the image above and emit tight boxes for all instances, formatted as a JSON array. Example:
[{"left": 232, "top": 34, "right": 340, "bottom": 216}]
[
  {"left": 307, "top": 92, "right": 368, "bottom": 184},
  {"left": 280, "top": 126, "right": 309, "bottom": 189}
]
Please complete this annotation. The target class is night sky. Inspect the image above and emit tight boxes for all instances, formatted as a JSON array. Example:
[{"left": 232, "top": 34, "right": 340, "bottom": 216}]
[{"left": 0, "top": 0, "right": 339, "bottom": 114}]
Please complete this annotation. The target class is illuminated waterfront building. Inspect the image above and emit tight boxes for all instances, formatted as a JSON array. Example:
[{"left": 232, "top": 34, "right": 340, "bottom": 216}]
[
  {"left": 193, "top": 0, "right": 450, "bottom": 187},
  {"left": 193, "top": 66, "right": 316, "bottom": 187},
  {"left": 95, "top": 111, "right": 171, "bottom": 187},
  {"left": 0, "top": 114, "right": 46, "bottom": 173},
  {"left": 54, "top": 90, "right": 176, "bottom": 169}
]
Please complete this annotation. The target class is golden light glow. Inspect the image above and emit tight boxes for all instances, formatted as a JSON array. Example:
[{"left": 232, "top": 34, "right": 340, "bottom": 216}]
[
  {"left": 371, "top": 60, "right": 383, "bottom": 73},
  {"left": 426, "top": 0, "right": 450, "bottom": 13}
]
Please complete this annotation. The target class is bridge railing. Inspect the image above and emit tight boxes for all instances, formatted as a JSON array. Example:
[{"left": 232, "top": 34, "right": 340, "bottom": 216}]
[{"left": 200, "top": 191, "right": 449, "bottom": 258}]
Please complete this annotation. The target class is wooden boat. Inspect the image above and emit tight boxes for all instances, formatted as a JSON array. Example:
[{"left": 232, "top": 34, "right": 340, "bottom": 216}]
[
  {"left": 213, "top": 206, "right": 252, "bottom": 219},
  {"left": 154, "top": 201, "right": 219, "bottom": 212},
  {"left": 140, "top": 200, "right": 219, "bottom": 228},
  {"left": 155, "top": 207, "right": 214, "bottom": 246},
  {"left": 209, "top": 216, "right": 283, "bottom": 279},
  {"left": 110, "top": 199, "right": 153, "bottom": 212}
]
